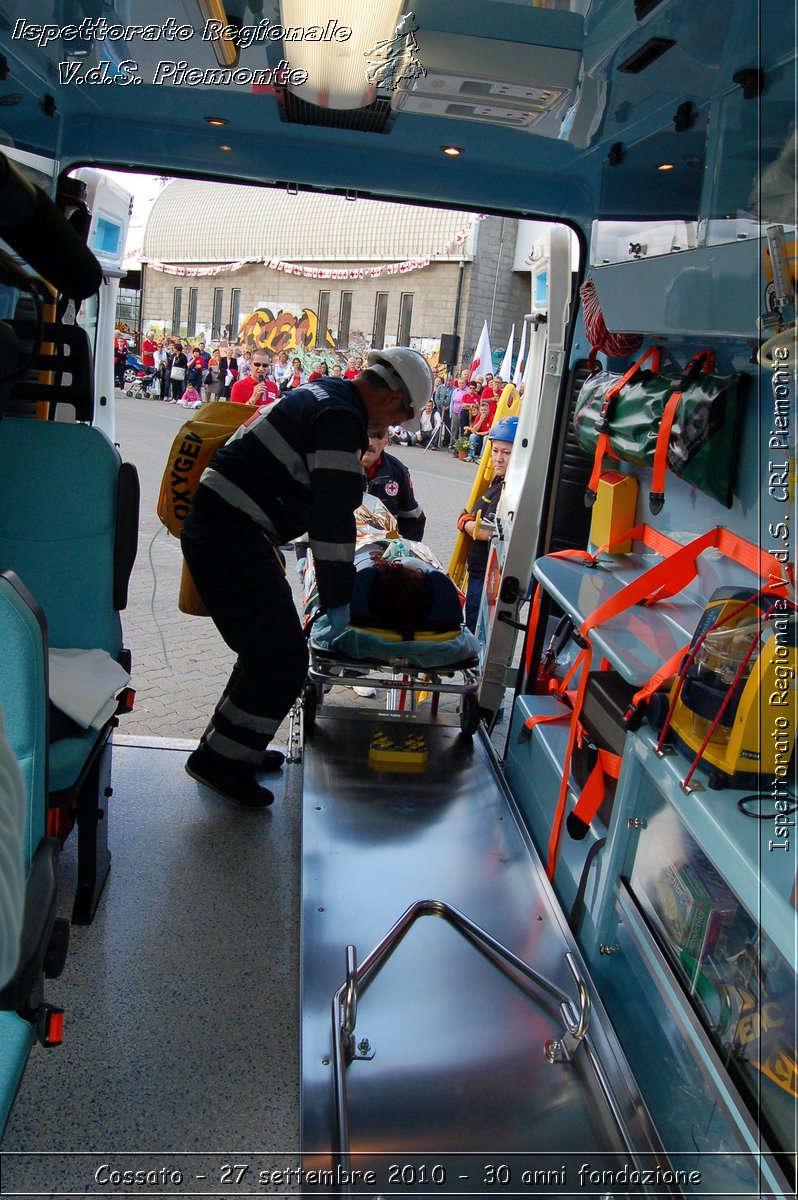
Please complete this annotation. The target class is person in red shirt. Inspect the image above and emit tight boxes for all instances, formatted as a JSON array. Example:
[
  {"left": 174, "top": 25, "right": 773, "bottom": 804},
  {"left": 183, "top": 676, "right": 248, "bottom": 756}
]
[
  {"left": 463, "top": 399, "right": 493, "bottom": 461},
  {"left": 141, "top": 329, "right": 157, "bottom": 370},
  {"left": 308, "top": 361, "right": 329, "bottom": 382},
  {"left": 482, "top": 375, "right": 503, "bottom": 424},
  {"left": 230, "top": 350, "right": 279, "bottom": 408}
]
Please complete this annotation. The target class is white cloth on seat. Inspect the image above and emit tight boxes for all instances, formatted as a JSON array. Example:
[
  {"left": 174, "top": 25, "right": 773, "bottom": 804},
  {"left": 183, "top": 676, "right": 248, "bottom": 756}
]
[{"left": 48, "top": 649, "right": 131, "bottom": 731}]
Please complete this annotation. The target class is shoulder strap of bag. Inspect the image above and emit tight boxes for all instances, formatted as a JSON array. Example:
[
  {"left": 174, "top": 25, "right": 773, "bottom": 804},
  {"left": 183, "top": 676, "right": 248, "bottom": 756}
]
[
  {"left": 649, "top": 349, "right": 714, "bottom": 514},
  {"left": 585, "top": 346, "right": 661, "bottom": 505}
]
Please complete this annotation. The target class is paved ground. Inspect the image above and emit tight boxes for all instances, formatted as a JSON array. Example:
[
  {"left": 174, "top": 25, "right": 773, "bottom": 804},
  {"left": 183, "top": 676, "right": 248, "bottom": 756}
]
[{"left": 115, "top": 393, "right": 480, "bottom": 743}]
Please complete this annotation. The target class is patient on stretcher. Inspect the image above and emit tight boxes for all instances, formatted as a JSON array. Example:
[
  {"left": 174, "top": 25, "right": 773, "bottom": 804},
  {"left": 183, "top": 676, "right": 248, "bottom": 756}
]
[{"left": 297, "top": 496, "right": 480, "bottom": 667}]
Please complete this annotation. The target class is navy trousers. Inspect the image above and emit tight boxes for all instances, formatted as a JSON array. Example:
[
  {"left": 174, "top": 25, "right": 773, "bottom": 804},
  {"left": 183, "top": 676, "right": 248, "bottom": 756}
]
[{"left": 181, "top": 491, "right": 308, "bottom": 768}]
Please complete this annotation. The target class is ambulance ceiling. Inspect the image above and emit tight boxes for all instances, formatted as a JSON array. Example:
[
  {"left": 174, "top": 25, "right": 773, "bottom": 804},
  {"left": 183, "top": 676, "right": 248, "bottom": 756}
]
[{"left": 0, "top": 0, "right": 789, "bottom": 227}]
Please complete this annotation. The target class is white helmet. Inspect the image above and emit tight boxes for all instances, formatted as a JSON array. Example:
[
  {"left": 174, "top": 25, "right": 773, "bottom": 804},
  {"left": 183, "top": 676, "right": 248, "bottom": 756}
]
[{"left": 366, "top": 347, "right": 434, "bottom": 418}]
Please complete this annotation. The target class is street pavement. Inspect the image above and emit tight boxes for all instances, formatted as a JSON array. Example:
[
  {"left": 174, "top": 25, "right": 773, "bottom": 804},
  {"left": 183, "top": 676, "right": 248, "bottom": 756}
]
[{"left": 115, "top": 393, "right": 480, "bottom": 743}]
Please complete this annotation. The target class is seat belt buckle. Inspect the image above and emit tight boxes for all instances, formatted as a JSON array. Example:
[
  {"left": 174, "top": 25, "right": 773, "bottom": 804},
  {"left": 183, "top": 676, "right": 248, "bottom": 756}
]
[
  {"left": 584, "top": 486, "right": 598, "bottom": 508},
  {"left": 649, "top": 490, "right": 665, "bottom": 515},
  {"left": 115, "top": 686, "right": 136, "bottom": 715},
  {"left": 36, "top": 1003, "right": 65, "bottom": 1048},
  {"left": 572, "top": 629, "right": 590, "bottom": 650},
  {"left": 623, "top": 702, "right": 645, "bottom": 731}
]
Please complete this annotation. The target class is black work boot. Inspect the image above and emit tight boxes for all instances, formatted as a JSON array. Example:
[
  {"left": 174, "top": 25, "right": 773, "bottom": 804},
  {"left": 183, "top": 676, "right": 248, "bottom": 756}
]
[{"left": 186, "top": 746, "right": 274, "bottom": 808}]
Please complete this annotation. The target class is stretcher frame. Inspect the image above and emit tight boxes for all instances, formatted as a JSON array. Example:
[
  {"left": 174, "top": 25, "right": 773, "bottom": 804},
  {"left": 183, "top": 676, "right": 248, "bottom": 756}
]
[{"left": 302, "top": 642, "right": 482, "bottom": 736}]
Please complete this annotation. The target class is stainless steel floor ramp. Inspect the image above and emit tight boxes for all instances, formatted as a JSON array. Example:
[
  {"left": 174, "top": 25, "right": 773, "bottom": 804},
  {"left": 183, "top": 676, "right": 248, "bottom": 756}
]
[
  {"left": 332, "top": 900, "right": 593, "bottom": 1167},
  {"left": 301, "top": 714, "right": 672, "bottom": 1195}
]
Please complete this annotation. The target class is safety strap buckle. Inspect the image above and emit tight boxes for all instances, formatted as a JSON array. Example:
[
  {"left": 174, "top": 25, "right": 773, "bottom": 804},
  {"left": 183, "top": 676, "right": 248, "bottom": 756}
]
[
  {"left": 623, "top": 701, "right": 645, "bottom": 731},
  {"left": 115, "top": 687, "right": 136, "bottom": 715},
  {"left": 36, "top": 1003, "right": 64, "bottom": 1048}
]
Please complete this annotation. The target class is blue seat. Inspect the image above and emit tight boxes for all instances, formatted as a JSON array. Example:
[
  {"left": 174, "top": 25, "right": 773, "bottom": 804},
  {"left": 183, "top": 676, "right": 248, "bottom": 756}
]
[
  {"left": 0, "top": 417, "right": 139, "bottom": 922},
  {"left": 0, "top": 571, "right": 65, "bottom": 1137}
]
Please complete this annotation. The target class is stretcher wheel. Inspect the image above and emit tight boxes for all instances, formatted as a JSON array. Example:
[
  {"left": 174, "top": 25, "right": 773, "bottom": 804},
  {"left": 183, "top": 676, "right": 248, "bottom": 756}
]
[
  {"left": 126, "top": 389, "right": 134, "bottom": 397},
  {"left": 303, "top": 681, "right": 318, "bottom": 735},
  {"left": 459, "top": 694, "right": 480, "bottom": 737}
]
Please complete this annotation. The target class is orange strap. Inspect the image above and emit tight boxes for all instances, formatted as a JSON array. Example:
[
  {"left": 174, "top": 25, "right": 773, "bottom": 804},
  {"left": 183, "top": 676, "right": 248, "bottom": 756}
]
[
  {"left": 517, "top": 709, "right": 570, "bottom": 744},
  {"left": 545, "top": 525, "right": 787, "bottom": 878},
  {"left": 649, "top": 351, "right": 714, "bottom": 514},
  {"left": 547, "top": 647, "right": 592, "bottom": 877},
  {"left": 568, "top": 745, "right": 623, "bottom": 839},
  {"left": 586, "top": 346, "right": 661, "bottom": 505}
]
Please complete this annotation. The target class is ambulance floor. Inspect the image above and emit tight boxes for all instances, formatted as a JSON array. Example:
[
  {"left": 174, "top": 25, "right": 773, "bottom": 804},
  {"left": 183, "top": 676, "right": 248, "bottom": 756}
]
[{"left": 0, "top": 737, "right": 302, "bottom": 1195}]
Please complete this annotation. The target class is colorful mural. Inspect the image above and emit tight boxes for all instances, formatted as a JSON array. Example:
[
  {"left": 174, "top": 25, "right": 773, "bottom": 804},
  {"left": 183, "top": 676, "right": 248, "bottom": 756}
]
[{"left": 238, "top": 307, "right": 336, "bottom": 354}]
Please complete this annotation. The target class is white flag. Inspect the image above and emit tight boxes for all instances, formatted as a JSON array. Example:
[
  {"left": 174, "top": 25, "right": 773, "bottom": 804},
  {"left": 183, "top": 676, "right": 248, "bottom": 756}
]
[
  {"left": 468, "top": 320, "right": 493, "bottom": 382},
  {"left": 513, "top": 320, "right": 527, "bottom": 388},
  {"left": 499, "top": 324, "right": 515, "bottom": 381}
]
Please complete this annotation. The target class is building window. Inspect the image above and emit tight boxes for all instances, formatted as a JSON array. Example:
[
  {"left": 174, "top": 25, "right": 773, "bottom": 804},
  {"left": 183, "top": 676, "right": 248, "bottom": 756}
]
[
  {"left": 212, "top": 288, "right": 224, "bottom": 340},
  {"left": 316, "top": 291, "right": 330, "bottom": 348},
  {"left": 230, "top": 289, "right": 241, "bottom": 339},
  {"left": 337, "top": 291, "right": 352, "bottom": 349},
  {"left": 172, "top": 287, "right": 182, "bottom": 335},
  {"left": 372, "top": 292, "right": 388, "bottom": 350},
  {"left": 187, "top": 287, "right": 198, "bottom": 338},
  {"left": 397, "top": 293, "right": 414, "bottom": 346},
  {"left": 116, "top": 287, "right": 139, "bottom": 331}
]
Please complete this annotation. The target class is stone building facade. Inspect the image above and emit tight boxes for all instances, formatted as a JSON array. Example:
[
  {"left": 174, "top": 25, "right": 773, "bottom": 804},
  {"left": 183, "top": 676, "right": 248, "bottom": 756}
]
[{"left": 141, "top": 180, "right": 530, "bottom": 375}]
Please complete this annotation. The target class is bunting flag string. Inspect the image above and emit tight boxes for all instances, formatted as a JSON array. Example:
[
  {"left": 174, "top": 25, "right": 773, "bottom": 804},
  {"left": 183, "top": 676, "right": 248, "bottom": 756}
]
[{"left": 143, "top": 215, "right": 486, "bottom": 279}]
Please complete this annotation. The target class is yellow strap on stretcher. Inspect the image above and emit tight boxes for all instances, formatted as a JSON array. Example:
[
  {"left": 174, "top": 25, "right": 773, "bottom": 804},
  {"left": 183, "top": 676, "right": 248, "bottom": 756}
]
[{"left": 352, "top": 625, "right": 460, "bottom": 644}]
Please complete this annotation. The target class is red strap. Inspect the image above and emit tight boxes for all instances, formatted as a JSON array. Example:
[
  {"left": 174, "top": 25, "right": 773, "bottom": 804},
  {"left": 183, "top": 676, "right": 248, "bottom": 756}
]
[
  {"left": 523, "top": 583, "right": 544, "bottom": 682},
  {"left": 650, "top": 386, "right": 683, "bottom": 510},
  {"left": 586, "top": 431, "right": 611, "bottom": 500},
  {"left": 629, "top": 643, "right": 689, "bottom": 715},
  {"left": 650, "top": 351, "right": 714, "bottom": 514},
  {"left": 547, "top": 646, "right": 591, "bottom": 878},
  {"left": 517, "top": 709, "right": 570, "bottom": 744},
  {"left": 537, "top": 524, "right": 787, "bottom": 877},
  {"left": 570, "top": 747, "right": 622, "bottom": 830},
  {"left": 585, "top": 347, "right": 661, "bottom": 504},
  {"left": 580, "top": 528, "right": 718, "bottom": 637}
]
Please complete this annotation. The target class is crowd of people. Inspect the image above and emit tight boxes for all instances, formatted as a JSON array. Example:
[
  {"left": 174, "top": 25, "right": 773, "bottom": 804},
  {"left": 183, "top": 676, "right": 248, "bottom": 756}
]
[
  {"left": 128, "top": 332, "right": 369, "bottom": 409},
  {"left": 124, "top": 332, "right": 518, "bottom": 462}
]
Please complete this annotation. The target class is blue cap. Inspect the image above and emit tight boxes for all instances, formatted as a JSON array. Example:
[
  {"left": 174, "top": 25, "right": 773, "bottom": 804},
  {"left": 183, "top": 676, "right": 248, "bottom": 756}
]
[{"left": 488, "top": 416, "right": 518, "bottom": 443}]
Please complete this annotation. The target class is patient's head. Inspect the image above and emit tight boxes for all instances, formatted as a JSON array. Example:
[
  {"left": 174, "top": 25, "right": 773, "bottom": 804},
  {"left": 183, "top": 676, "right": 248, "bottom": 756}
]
[{"left": 368, "top": 557, "right": 433, "bottom": 629}]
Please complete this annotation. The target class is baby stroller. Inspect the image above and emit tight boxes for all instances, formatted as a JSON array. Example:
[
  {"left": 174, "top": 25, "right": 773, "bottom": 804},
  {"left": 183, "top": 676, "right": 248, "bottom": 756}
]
[{"left": 126, "top": 367, "right": 158, "bottom": 399}]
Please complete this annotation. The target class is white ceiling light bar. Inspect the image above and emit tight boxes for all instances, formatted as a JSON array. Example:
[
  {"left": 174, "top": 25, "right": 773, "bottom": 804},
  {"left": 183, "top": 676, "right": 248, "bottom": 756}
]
[{"left": 279, "top": 0, "right": 405, "bottom": 110}]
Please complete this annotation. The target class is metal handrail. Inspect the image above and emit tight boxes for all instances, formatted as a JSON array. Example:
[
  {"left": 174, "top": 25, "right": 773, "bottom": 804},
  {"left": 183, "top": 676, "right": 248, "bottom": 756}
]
[{"left": 331, "top": 898, "right": 591, "bottom": 1177}]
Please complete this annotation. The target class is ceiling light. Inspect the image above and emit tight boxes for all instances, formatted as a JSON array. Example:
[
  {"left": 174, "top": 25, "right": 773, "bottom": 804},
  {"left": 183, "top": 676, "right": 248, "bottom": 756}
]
[
  {"left": 205, "top": 116, "right": 229, "bottom": 126},
  {"left": 657, "top": 162, "right": 675, "bottom": 171},
  {"left": 441, "top": 145, "right": 464, "bottom": 156},
  {"left": 195, "top": 0, "right": 240, "bottom": 67},
  {"left": 279, "top": 0, "right": 404, "bottom": 110},
  {"left": 219, "top": 144, "right": 232, "bottom": 151}
]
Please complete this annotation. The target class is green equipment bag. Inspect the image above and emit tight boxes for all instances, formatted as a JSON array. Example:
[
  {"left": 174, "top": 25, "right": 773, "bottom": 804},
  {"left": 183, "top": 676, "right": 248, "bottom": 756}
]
[{"left": 573, "top": 348, "right": 743, "bottom": 512}]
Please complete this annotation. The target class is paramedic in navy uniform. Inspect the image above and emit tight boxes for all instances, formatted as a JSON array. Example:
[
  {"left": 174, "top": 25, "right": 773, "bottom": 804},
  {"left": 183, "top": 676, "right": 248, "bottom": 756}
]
[
  {"left": 181, "top": 347, "right": 434, "bottom": 807},
  {"left": 361, "top": 432, "right": 426, "bottom": 541}
]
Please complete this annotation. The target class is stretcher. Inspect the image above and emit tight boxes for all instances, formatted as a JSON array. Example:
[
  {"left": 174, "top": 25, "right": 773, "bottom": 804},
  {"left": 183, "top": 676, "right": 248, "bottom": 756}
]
[{"left": 297, "top": 497, "right": 482, "bottom": 737}]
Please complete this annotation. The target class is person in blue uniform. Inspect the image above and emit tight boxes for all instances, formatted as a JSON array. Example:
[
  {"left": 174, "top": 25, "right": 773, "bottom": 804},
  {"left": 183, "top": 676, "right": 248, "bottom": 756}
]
[
  {"left": 361, "top": 432, "right": 426, "bottom": 541},
  {"left": 455, "top": 416, "right": 517, "bottom": 632},
  {"left": 181, "top": 347, "right": 434, "bottom": 807}
]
